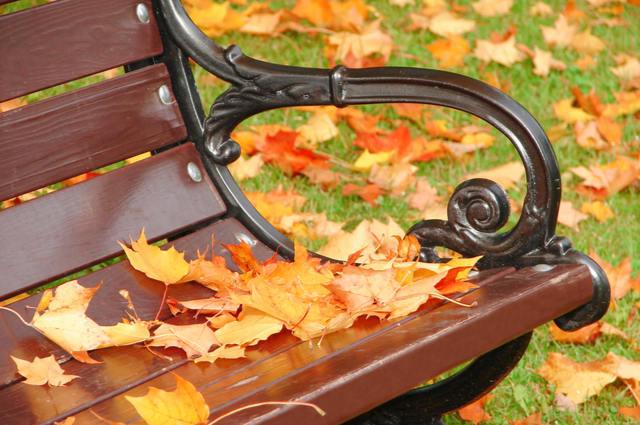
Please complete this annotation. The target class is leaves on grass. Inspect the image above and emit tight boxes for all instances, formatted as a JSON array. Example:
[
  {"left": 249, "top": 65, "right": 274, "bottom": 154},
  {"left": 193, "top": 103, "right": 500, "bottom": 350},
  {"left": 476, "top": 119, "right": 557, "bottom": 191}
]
[
  {"left": 557, "top": 201, "right": 588, "bottom": 231},
  {"left": 458, "top": 394, "right": 492, "bottom": 424},
  {"left": 12, "top": 355, "right": 78, "bottom": 386},
  {"left": 474, "top": 34, "right": 526, "bottom": 67},
  {"left": 426, "top": 36, "right": 470, "bottom": 68},
  {"left": 464, "top": 161, "right": 525, "bottom": 190}
]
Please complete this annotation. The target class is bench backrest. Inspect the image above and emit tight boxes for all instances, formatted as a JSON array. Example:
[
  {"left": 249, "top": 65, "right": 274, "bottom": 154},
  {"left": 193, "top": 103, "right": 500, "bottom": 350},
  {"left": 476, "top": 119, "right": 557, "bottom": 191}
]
[{"left": 0, "top": 0, "right": 226, "bottom": 299}]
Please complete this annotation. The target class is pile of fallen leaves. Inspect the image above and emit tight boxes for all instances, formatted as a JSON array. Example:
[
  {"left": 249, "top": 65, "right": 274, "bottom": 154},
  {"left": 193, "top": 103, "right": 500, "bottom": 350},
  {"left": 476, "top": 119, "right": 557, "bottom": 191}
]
[{"left": 8, "top": 228, "right": 479, "bottom": 377}]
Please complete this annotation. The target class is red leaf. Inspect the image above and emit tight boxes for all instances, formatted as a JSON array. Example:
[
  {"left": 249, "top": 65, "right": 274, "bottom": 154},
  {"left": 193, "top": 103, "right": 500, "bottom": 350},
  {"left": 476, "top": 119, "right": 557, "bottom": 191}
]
[
  {"left": 256, "top": 130, "right": 328, "bottom": 174},
  {"left": 354, "top": 126, "right": 412, "bottom": 158},
  {"left": 342, "top": 183, "right": 383, "bottom": 205}
]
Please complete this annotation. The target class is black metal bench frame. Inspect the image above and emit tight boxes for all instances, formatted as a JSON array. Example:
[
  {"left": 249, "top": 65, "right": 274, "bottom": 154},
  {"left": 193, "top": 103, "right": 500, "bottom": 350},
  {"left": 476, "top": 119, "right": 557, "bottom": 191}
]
[{"left": 141, "top": 1, "right": 611, "bottom": 422}]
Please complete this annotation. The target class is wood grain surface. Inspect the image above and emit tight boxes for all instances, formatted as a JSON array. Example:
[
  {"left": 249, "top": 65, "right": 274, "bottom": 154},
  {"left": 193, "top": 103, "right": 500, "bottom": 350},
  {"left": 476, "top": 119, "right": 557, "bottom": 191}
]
[
  {"left": 0, "top": 0, "right": 163, "bottom": 102},
  {"left": 0, "top": 144, "right": 226, "bottom": 299},
  {"left": 0, "top": 64, "right": 186, "bottom": 201}
]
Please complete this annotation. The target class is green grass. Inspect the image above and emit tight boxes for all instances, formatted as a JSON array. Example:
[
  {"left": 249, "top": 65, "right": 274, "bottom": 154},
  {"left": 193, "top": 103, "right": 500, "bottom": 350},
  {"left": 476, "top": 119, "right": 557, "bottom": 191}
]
[{"left": 192, "top": 1, "right": 640, "bottom": 423}]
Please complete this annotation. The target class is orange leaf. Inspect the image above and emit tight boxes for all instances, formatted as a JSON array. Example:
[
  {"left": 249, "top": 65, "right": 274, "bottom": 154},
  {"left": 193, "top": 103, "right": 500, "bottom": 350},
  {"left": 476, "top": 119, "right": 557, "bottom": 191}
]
[
  {"left": 549, "top": 321, "right": 601, "bottom": 344},
  {"left": 12, "top": 355, "right": 78, "bottom": 386},
  {"left": 426, "top": 36, "right": 470, "bottom": 68},
  {"left": 458, "top": 394, "right": 492, "bottom": 424},
  {"left": 256, "top": 130, "right": 328, "bottom": 174},
  {"left": 342, "top": 183, "right": 383, "bottom": 205},
  {"left": 510, "top": 412, "right": 543, "bottom": 425}
]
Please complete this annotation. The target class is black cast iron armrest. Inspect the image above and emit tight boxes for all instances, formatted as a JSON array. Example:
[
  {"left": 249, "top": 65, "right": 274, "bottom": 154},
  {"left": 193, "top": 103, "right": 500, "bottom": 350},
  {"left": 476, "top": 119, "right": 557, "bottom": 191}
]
[{"left": 157, "top": 0, "right": 609, "bottom": 419}]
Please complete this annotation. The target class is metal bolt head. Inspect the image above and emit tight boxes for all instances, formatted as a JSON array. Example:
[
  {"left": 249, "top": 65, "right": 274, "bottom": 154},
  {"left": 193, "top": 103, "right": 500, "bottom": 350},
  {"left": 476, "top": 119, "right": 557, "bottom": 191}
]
[
  {"left": 187, "top": 162, "right": 202, "bottom": 182},
  {"left": 236, "top": 233, "right": 256, "bottom": 246},
  {"left": 532, "top": 264, "right": 555, "bottom": 272},
  {"left": 158, "top": 85, "right": 173, "bottom": 105},
  {"left": 136, "top": 3, "right": 150, "bottom": 24}
]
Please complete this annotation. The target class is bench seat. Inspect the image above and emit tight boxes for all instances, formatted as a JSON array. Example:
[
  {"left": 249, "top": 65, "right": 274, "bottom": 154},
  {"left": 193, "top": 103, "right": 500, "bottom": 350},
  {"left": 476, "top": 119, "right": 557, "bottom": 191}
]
[{"left": 0, "top": 215, "right": 592, "bottom": 424}]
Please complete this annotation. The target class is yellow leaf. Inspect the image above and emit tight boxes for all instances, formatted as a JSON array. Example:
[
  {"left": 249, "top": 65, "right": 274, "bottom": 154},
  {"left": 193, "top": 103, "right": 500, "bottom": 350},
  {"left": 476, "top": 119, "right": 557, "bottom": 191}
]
[
  {"left": 297, "top": 111, "right": 339, "bottom": 146},
  {"left": 541, "top": 16, "right": 577, "bottom": 48},
  {"left": 149, "top": 323, "right": 219, "bottom": 358},
  {"left": 119, "top": 229, "right": 190, "bottom": 284},
  {"left": 580, "top": 201, "right": 614, "bottom": 222},
  {"left": 12, "top": 355, "right": 78, "bottom": 386},
  {"left": 428, "top": 12, "right": 475, "bottom": 38},
  {"left": 352, "top": 149, "right": 394, "bottom": 172},
  {"left": 193, "top": 345, "right": 246, "bottom": 364},
  {"left": 228, "top": 154, "right": 264, "bottom": 182},
  {"left": 240, "top": 11, "right": 282, "bottom": 35},
  {"left": 102, "top": 321, "right": 151, "bottom": 347},
  {"left": 570, "top": 30, "right": 606, "bottom": 55},
  {"left": 464, "top": 161, "right": 525, "bottom": 190},
  {"left": 426, "top": 36, "right": 470, "bottom": 68},
  {"left": 126, "top": 374, "right": 209, "bottom": 425},
  {"left": 473, "top": 35, "right": 526, "bottom": 67},
  {"left": 472, "top": 0, "right": 512, "bottom": 17},
  {"left": 215, "top": 307, "right": 283, "bottom": 346},
  {"left": 537, "top": 352, "right": 616, "bottom": 404},
  {"left": 553, "top": 99, "right": 594, "bottom": 124}
]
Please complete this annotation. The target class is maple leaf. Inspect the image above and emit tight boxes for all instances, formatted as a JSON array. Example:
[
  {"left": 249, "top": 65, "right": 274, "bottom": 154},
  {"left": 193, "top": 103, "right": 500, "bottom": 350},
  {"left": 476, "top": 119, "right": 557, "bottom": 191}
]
[
  {"left": 553, "top": 98, "right": 594, "bottom": 123},
  {"left": 278, "top": 212, "right": 344, "bottom": 240},
  {"left": 408, "top": 178, "right": 441, "bottom": 211},
  {"left": 256, "top": 130, "right": 329, "bottom": 174},
  {"left": 612, "top": 54, "right": 640, "bottom": 82},
  {"left": 292, "top": 0, "right": 369, "bottom": 31},
  {"left": 570, "top": 29, "right": 606, "bottom": 54},
  {"left": 184, "top": 1, "right": 247, "bottom": 37},
  {"left": 557, "top": 201, "right": 588, "bottom": 231},
  {"left": 329, "top": 266, "right": 399, "bottom": 312},
  {"left": 319, "top": 218, "right": 404, "bottom": 262},
  {"left": 426, "top": 36, "right": 470, "bottom": 68},
  {"left": 541, "top": 16, "right": 577, "bottom": 48},
  {"left": 120, "top": 230, "right": 189, "bottom": 284},
  {"left": 354, "top": 125, "right": 413, "bottom": 157},
  {"left": 12, "top": 355, "right": 78, "bottom": 386},
  {"left": 182, "top": 253, "right": 240, "bottom": 293},
  {"left": 368, "top": 163, "right": 417, "bottom": 196},
  {"left": 240, "top": 10, "right": 282, "bottom": 35},
  {"left": 126, "top": 374, "right": 209, "bottom": 425},
  {"left": 596, "top": 116, "right": 622, "bottom": 145},
  {"left": 580, "top": 201, "right": 614, "bottom": 222},
  {"left": 352, "top": 149, "right": 393, "bottom": 172},
  {"left": 297, "top": 110, "right": 339, "bottom": 147},
  {"left": 228, "top": 154, "right": 264, "bottom": 182},
  {"left": 510, "top": 412, "right": 543, "bottom": 425},
  {"left": 193, "top": 345, "right": 246, "bottom": 364},
  {"left": 149, "top": 322, "right": 218, "bottom": 358},
  {"left": 474, "top": 35, "right": 526, "bottom": 67},
  {"left": 458, "top": 394, "right": 492, "bottom": 424},
  {"left": 530, "top": 2, "right": 553, "bottom": 16},
  {"left": 549, "top": 321, "right": 602, "bottom": 344},
  {"left": 464, "top": 161, "right": 525, "bottom": 190},
  {"left": 215, "top": 306, "right": 284, "bottom": 346},
  {"left": 326, "top": 20, "right": 393, "bottom": 68},
  {"left": 521, "top": 46, "right": 566, "bottom": 77},
  {"left": 428, "top": 12, "right": 476, "bottom": 38},
  {"left": 602, "top": 91, "right": 640, "bottom": 118},
  {"left": 589, "top": 252, "right": 636, "bottom": 301},
  {"left": 472, "top": 0, "right": 512, "bottom": 17},
  {"left": 570, "top": 156, "right": 640, "bottom": 199}
]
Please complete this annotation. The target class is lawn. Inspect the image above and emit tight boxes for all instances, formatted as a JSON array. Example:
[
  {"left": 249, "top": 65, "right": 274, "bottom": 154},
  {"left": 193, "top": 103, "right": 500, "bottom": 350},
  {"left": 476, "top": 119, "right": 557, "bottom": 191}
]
[
  {"left": 1, "top": 0, "right": 639, "bottom": 423},
  {"left": 191, "top": 0, "right": 640, "bottom": 423}
]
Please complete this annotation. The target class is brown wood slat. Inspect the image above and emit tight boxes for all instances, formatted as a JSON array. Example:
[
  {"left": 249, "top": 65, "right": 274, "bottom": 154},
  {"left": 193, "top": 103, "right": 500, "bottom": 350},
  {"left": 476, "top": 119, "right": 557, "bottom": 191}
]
[
  {"left": 0, "top": 266, "right": 513, "bottom": 425},
  {"left": 0, "top": 0, "right": 163, "bottom": 102},
  {"left": 0, "top": 64, "right": 187, "bottom": 201},
  {"left": 75, "top": 264, "right": 592, "bottom": 425},
  {"left": 0, "top": 143, "right": 226, "bottom": 299},
  {"left": 0, "top": 218, "right": 277, "bottom": 425}
]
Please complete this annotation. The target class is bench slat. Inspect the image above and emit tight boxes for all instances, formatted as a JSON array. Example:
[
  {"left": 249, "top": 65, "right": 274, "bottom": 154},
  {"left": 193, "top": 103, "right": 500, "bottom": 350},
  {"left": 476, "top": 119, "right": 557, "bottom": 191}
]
[
  {"left": 0, "top": 263, "right": 513, "bottom": 425},
  {"left": 0, "top": 64, "right": 187, "bottom": 201},
  {"left": 76, "top": 264, "right": 592, "bottom": 425},
  {"left": 0, "top": 0, "right": 163, "bottom": 102},
  {"left": 0, "top": 143, "right": 226, "bottom": 299},
  {"left": 0, "top": 218, "right": 277, "bottom": 425}
]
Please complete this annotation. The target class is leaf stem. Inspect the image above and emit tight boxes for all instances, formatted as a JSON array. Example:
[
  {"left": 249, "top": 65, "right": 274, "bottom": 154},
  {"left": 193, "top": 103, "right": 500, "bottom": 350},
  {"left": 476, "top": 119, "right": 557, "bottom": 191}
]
[
  {"left": 0, "top": 306, "right": 32, "bottom": 327},
  {"left": 208, "top": 401, "right": 325, "bottom": 424},
  {"left": 155, "top": 284, "right": 169, "bottom": 321}
]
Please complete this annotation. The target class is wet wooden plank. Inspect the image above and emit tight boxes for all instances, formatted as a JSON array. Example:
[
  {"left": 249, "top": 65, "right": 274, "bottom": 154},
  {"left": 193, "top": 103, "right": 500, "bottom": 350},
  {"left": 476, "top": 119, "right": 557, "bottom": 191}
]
[
  {"left": 0, "top": 0, "right": 163, "bottom": 102},
  {"left": 0, "top": 64, "right": 186, "bottom": 201},
  {"left": 77, "top": 264, "right": 591, "bottom": 425},
  {"left": 0, "top": 144, "right": 226, "bottom": 299}
]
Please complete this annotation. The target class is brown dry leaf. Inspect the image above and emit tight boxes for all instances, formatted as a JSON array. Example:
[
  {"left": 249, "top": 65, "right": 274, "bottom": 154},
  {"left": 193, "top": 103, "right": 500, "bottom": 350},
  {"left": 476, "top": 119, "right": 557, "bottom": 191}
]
[
  {"left": 464, "top": 161, "right": 525, "bottom": 190},
  {"left": 12, "top": 355, "right": 78, "bottom": 386},
  {"left": 580, "top": 201, "right": 614, "bottom": 222},
  {"left": 541, "top": 16, "right": 577, "bottom": 48},
  {"left": 408, "top": 178, "right": 441, "bottom": 211},
  {"left": 590, "top": 252, "right": 635, "bottom": 301},
  {"left": 125, "top": 374, "right": 209, "bottom": 425},
  {"left": 319, "top": 218, "right": 405, "bottom": 262},
  {"left": 472, "top": 0, "right": 512, "bottom": 17},
  {"left": 574, "top": 120, "right": 609, "bottom": 150},
  {"left": 458, "top": 394, "right": 492, "bottom": 424},
  {"left": 549, "top": 321, "right": 601, "bottom": 344},
  {"left": 530, "top": 2, "right": 553, "bottom": 16},
  {"left": 571, "top": 29, "right": 606, "bottom": 54},
  {"left": 474, "top": 35, "right": 526, "bottom": 67},
  {"left": 326, "top": 20, "right": 393, "bottom": 68},
  {"left": 428, "top": 12, "right": 476, "bottom": 38},
  {"left": 557, "top": 201, "right": 588, "bottom": 231},
  {"left": 596, "top": 116, "right": 622, "bottom": 145},
  {"left": 531, "top": 47, "right": 566, "bottom": 77},
  {"left": 228, "top": 154, "right": 264, "bottom": 182},
  {"left": 120, "top": 230, "right": 190, "bottom": 284},
  {"left": 537, "top": 352, "right": 617, "bottom": 404},
  {"left": 302, "top": 166, "right": 342, "bottom": 189},
  {"left": 612, "top": 55, "right": 640, "bottom": 82},
  {"left": 193, "top": 345, "right": 246, "bottom": 363},
  {"left": 510, "top": 412, "right": 543, "bottom": 425},
  {"left": 368, "top": 163, "right": 417, "bottom": 196},
  {"left": 571, "top": 156, "right": 640, "bottom": 199},
  {"left": 426, "top": 36, "right": 470, "bottom": 68},
  {"left": 149, "top": 322, "right": 218, "bottom": 358},
  {"left": 297, "top": 111, "right": 339, "bottom": 147}
]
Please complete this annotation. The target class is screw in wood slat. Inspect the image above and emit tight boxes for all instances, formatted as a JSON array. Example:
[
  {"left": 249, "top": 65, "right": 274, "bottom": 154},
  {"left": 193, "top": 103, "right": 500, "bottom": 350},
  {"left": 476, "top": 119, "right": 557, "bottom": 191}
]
[
  {"left": 187, "top": 162, "right": 203, "bottom": 183},
  {"left": 136, "top": 4, "right": 150, "bottom": 24},
  {"left": 158, "top": 85, "right": 174, "bottom": 105}
]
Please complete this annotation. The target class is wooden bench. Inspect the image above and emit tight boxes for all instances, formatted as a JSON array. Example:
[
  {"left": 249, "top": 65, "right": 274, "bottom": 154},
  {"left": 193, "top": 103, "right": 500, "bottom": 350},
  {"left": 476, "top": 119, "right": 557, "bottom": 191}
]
[{"left": 0, "top": 0, "right": 610, "bottom": 424}]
